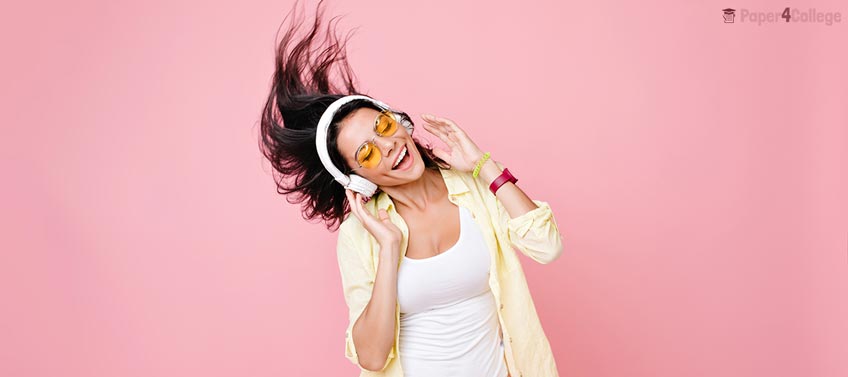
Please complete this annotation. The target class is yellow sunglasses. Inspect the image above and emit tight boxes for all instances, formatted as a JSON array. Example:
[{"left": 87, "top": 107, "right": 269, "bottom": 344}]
[{"left": 352, "top": 110, "right": 404, "bottom": 170}]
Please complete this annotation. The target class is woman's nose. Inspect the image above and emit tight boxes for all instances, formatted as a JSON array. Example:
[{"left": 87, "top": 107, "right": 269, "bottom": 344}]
[{"left": 378, "top": 138, "right": 394, "bottom": 157}]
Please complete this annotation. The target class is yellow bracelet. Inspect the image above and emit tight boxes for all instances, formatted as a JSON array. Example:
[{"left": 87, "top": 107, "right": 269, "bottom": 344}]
[{"left": 472, "top": 152, "right": 491, "bottom": 178}]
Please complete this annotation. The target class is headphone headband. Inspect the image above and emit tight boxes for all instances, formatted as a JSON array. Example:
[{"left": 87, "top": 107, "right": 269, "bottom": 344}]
[{"left": 314, "top": 95, "right": 413, "bottom": 198}]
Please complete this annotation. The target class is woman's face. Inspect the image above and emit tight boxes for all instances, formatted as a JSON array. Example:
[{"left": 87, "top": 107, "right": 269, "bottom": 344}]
[{"left": 336, "top": 107, "right": 425, "bottom": 186}]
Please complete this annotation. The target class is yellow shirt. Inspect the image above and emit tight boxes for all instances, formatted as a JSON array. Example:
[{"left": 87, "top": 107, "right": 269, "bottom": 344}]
[{"left": 336, "top": 163, "right": 564, "bottom": 377}]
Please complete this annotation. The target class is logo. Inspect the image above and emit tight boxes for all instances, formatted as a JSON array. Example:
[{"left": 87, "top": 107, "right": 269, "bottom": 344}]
[
  {"left": 721, "top": 7, "right": 842, "bottom": 25},
  {"left": 723, "top": 8, "right": 736, "bottom": 23}
]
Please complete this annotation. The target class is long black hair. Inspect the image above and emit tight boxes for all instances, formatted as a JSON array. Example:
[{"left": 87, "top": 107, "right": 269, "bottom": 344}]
[{"left": 259, "top": 0, "right": 449, "bottom": 232}]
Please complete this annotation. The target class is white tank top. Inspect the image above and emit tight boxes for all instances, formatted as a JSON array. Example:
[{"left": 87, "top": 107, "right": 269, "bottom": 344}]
[{"left": 397, "top": 205, "right": 508, "bottom": 377}]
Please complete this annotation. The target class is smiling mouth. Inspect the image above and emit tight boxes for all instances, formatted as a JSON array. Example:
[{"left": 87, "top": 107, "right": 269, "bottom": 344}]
[{"left": 392, "top": 145, "right": 409, "bottom": 170}]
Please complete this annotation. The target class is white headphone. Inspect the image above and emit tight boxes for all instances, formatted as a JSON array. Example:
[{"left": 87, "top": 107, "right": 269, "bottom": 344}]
[{"left": 314, "top": 94, "right": 414, "bottom": 198}]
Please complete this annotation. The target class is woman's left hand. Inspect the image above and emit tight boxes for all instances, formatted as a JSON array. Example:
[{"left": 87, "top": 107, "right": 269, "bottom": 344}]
[{"left": 420, "top": 114, "right": 485, "bottom": 173}]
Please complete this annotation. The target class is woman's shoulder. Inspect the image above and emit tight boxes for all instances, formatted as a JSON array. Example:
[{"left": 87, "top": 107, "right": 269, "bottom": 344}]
[
  {"left": 438, "top": 165, "right": 477, "bottom": 189},
  {"left": 438, "top": 165, "right": 491, "bottom": 200},
  {"left": 338, "top": 211, "right": 364, "bottom": 241},
  {"left": 336, "top": 214, "right": 375, "bottom": 268}
]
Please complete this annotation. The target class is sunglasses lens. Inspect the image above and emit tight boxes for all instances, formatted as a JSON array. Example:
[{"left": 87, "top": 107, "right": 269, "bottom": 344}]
[
  {"left": 354, "top": 111, "right": 401, "bottom": 170},
  {"left": 376, "top": 113, "right": 398, "bottom": 136},
  {"left": 356, "top": 142, "right": 382, "bottom": 169}
]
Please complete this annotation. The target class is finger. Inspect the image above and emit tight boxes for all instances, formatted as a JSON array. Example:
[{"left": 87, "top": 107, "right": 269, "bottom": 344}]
[
  {"left": 354, "top": 192, "right": 376, "bottom": 223},
  {"left": 422, "top": 118, "right": 464, "bottom": 144},
  {"left": 346, "top": 190, "right": 363, "bottom": 222},
  {"left": 436, "top": 116, "right": 463, "bottom": 134},
  {"left": 421, "top": 115, "right": 452, "bottom": 134},
  {"left": 352, "top": 192, "right": 369, "bottom": 217},
  {"left": 345, "top": 189, "right": 354, "bottom": 209},
  {"left": 349, "top": 190, "right": 362, "bottom": 215},
  {"left": 353, "top": 192, "right": 363, "bottom": 211},
  {"left": 431, "top": 147, "right": 450, "bottom": 162},
  {"left": 421, "top": 122, "right": 457, "bottom": 147},
  {"left": 423, "top": 114, "right": 464, "bottom": 134}
]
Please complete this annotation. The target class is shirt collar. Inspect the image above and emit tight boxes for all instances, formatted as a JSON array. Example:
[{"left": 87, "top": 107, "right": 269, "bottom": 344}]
[{"left": 374, "top": 167, "right": 471, "bottom": 212}]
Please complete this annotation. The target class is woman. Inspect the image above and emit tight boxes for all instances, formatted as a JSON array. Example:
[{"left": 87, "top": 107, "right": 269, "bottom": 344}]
[{"left": 259, "top": 1, "right": 565, "bottom": 376}]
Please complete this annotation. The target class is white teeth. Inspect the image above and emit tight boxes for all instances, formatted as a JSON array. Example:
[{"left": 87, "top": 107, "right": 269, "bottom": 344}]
[{"left": 392, "top": 146, "right": 408, "bottom": 169}]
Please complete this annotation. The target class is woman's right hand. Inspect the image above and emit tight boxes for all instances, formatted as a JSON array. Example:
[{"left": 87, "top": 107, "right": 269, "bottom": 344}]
[{"left": 345, "top": 189, "right": 403, "bottom": 250}]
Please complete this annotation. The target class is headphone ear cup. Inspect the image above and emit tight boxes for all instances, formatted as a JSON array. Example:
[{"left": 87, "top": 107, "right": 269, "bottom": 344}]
[
  {"left": 347, "top": 174, "right": 378, "bottom": 198},
  {"left": 392, "top": 113, "right": 414, "bottom": 133}
]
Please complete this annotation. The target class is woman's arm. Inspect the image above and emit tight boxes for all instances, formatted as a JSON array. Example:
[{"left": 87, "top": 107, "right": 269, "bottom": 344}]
[
  {"left": 477, "top": 159, "right": 564, "bottom": 264},
  {"left": 415, "top": 114, "right": 563, "bottom": 264},
  {"left": 337, "top": 223, "right": 399, "bottom": 372},
  {"left": 477, "top": 159, "right": 538, "bottom": 218},
  {"left": 349, "top": 241, "right": 399, "bottom": 371}
]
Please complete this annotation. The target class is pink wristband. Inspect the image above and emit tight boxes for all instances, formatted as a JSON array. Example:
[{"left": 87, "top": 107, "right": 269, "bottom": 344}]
[{"left": 489, "top": 168, "right": 518, "bottom": 195}]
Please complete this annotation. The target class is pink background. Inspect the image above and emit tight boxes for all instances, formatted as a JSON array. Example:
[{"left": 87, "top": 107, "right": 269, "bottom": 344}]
[{"left": 2, "top": 0, "right": 846, "bottom": 376}]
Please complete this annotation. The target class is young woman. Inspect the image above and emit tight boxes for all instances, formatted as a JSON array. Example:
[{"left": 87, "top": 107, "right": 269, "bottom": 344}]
[{"left": 259, "top": 2, "right": 564, "bottom": 376}]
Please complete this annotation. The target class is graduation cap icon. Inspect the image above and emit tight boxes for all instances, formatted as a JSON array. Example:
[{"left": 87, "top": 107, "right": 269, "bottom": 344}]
[{"left": 722, "top": 8, "right": 736, "bottom": 23}]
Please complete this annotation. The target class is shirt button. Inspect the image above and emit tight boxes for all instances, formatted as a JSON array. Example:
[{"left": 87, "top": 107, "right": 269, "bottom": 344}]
[{"left": 500, "top": 303, "right": 504, "bottom": 310}]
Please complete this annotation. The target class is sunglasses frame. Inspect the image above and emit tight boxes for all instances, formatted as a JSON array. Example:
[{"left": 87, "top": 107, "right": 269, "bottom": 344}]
[{"left": 351, "top": 109, "right": 403, "bottom": 171}]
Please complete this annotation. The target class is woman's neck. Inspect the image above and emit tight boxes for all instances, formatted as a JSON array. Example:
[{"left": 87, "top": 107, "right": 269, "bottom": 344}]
[{"left": 380, "top": 168, "right": 447, "bottom": 212}]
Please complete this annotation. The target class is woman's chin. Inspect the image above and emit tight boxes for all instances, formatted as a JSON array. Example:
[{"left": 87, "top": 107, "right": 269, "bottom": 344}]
[{"left": 396, "top": 158, "right": 423, "bottom": 177}]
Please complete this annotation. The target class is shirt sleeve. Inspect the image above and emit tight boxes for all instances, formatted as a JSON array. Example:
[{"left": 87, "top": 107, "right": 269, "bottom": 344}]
[
  {"left": 336, "top": 220, "right": 397, "bottom": 372},
  {"left": 491, "top": 161, "right": 565, "bottom": 264}
]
